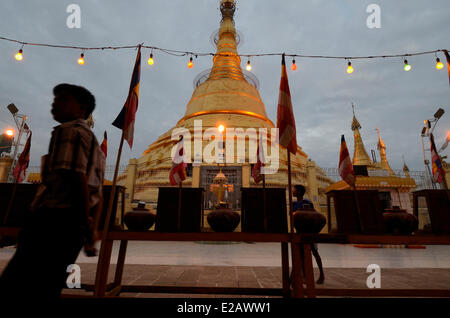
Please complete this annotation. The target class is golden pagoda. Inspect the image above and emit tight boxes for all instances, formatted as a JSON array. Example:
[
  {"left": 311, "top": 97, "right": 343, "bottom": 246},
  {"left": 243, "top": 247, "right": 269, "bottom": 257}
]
[
  {"left": 118, "top": 0, "right": 333, "bottom": 214},
  {"left": 326, "top": 109, "right": 416, "bottom": 212},
  {"left": 351, "top": 104, "right": 373, "bottom": 167},
  {"left": 375, "top": 127, "right": 394, "bottom": 175}
]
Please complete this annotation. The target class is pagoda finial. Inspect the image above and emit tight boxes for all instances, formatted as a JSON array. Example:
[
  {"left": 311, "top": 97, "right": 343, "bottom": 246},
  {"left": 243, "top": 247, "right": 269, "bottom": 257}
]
[
  {"left": 376, "top": 127, "right": 394, "bottom": 175},
  {"left": 351, "top": 104, "right": 372, "bottom": 167},
  {"left": 402, "top": 155, "right": 410, "bottom": 177},
  {"left": 351, "top": 103, "right": 361, "bottom": 131},
  {"left": 207, "top": 0, "right": 244, "bottom": 81}
]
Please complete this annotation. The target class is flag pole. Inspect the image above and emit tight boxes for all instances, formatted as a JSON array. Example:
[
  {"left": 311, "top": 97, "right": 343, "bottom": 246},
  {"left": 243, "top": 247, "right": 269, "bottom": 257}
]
[
  {"left": 287, "top": 150, "right": 294, "bottom": 234},
  {"left": 94, "top": 129, "right": 125, "bottom": 296}
]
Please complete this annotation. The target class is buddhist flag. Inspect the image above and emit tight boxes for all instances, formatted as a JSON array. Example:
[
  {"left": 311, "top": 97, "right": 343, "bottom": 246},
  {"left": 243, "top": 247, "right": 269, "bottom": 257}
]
[
  {"left": 444, "top": 50, "right": 450, "bottom": 87},
  {"left": 338, "top": 135, "right": 356, "bottom": 188},
  {"left": 169, "top": 137, "right": 187, "bottom": 185},
  {"left": 430, "top": 133, "right": 445, "bottom": 183},
  {"left": 252, "top": 135, "right": 265, "bottom": 183},
  {"left": 13, "top": 132, "right": 31, "bottom": 183},
  {"left": 276, "top": 54, "right": 297, "bottom": 154},
  {"left": 112, "top": 45, "right": 141, "bottom": 148},
  {"left": 100, "top": 131, "right": 107, "bottom": 158}
]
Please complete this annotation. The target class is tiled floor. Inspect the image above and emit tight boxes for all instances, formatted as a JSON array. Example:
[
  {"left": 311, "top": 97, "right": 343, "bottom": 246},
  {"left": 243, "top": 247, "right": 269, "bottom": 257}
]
[{"left": 1, "top": 241, "right": 450, "bottom": 297}]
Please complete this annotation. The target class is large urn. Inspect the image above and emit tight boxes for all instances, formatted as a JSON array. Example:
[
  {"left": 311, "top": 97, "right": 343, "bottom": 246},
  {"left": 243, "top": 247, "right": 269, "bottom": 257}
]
[
  {"left": 124, "top": 202, "right": 156, "bottom": 231},
  {"left": 293, "top": 208, "right": 326, "bottom": 234}
]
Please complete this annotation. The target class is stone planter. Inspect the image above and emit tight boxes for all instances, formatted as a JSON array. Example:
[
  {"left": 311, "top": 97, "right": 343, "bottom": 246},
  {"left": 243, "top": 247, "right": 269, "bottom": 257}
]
[
  {"left": 124, "top": 203, "right": 156, "bottom": 231},
  {"left": 207, "top": 208, "right": 240, "bottom": 232},
  {"left": 293, "top": 209, "right": 326, "bottom": 234},
  {"left": 382, "top": 207, "right": 418, "bottom": 235}
]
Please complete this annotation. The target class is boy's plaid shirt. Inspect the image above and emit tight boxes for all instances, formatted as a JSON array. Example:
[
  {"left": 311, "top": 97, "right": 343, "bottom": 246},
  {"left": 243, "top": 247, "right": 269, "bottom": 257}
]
[{"left": 39, "top": 119, "right": 105, "bottom": 210}]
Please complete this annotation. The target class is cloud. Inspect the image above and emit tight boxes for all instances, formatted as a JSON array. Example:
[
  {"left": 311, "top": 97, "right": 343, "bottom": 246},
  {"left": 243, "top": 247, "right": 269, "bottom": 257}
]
[{"left": 0, "top": 0, "right": 449, "bottom": 172}]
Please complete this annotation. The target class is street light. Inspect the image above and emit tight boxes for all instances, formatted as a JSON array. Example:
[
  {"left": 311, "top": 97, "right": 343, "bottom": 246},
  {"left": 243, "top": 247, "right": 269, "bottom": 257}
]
[
  {"left": 421, "top": 107, "right": 446, "bottom": 189},
  {"left": 7, "top": 103, "right": 18, "bottom": 115},
  {"left": 434, "top": 108, "right": 445, "bottom": 120},
  {"left": 5, "top": 103, "right": 29, "bottom": 182}
]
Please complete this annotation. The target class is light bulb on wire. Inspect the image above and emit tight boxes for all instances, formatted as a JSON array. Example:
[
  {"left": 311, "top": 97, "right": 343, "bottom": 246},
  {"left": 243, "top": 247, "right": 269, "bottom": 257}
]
[
  {"left": 436, "top": 58, "right": 444, "bottom": 70},
  {"left": 15, "top": 49, "right": 23, "bottom": 61},
  {"left": 404, "top": 60, "right": 411, "bottom": 71},
  {"left": 187, "top": 57, "right": 194, "bottom": 69},
  {"left": 77, "top": 53, "right": 85, "bottom": 65},
  {"left": 246, "top": 60, "right": 252, "bottom": 71},
  {"left": 291, "top": 59, "right": 297, "bottom": 71},
  {"left": 148, "top": 53, "right": 154, "bottom": 65},
  {"left": 346, "top": 61, "right": 354, "bottom": 74}
]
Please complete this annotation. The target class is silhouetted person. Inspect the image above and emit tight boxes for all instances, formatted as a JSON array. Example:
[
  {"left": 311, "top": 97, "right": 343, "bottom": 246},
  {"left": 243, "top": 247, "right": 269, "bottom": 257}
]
[
  {"left": 293, "top": 184, "right": 325, "bottom": 284},
  {"left": 0, "top": 84, "right": 105, "bottom": 298}
]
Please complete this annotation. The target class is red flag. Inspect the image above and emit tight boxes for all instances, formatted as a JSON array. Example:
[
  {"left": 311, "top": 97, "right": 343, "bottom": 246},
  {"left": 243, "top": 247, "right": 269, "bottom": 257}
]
[
  {"left": 13, "top": 132, "right": 31, "bottom": 183},
  {"left": 338, "top": 135, "right": 356, "bottom": 188},
  {"left": 252, "top": 135, "right": 265, "bottom": 183},
  {"left": 430, "top": 133, "right": 445, "bottom": 183},
  {"left": 169, "top": 137, "right": 187, "bottom": 185},
  {"left": 276, "top": 54, "right": 297, "bottom": 154},
  {"left": 100, "top": 131, "right": 107, "bottom": 158},
  {"left": 444, "top": 50, "right": 450, "bottom": 87},
  {"left": 112, "top": 45, "right": 141, "bottom": 148}
]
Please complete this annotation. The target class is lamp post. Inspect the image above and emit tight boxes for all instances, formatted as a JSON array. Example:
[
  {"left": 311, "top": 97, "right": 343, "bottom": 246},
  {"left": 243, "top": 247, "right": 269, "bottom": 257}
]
[
  {"left": 421, "top": 108, "right": 445, "bottom": 189},
  {"left": 6, "top": 103, "right": 30, "bottom": 183}
]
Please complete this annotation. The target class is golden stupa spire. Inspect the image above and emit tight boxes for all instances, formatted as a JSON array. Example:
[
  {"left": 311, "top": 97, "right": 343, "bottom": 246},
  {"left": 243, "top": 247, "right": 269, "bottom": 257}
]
[
  {"left": 402, "top": 155, "right": 410, "bottom": 177},
  {"left": 209, "top": 0, "right": 244, "bottom": 81},
  {"left": 376, "top": 126, "right": 394, "bottom": 175},
  {"left": 351, "top": 103, "right": 373, "bottom": 167},
  {"left": 179, "top": 0, "right": 271, "bottom": 128}
]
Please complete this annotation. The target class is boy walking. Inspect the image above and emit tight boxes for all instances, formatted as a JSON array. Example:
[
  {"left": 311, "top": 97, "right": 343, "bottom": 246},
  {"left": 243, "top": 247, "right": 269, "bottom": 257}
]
[{"left": 0, "top": 84, "right": 105, "bottom": 297}]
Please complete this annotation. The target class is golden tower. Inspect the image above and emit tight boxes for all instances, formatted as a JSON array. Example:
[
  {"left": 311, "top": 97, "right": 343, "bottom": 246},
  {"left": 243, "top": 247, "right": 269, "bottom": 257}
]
[
  {"left": 351, "top": 104, "right": 373, "bottom": 167},
  {"left": 376, "top": 127, "right": 394, "bottom": 175},
  {"left": 118, "top": 0, "right": 333, "bottom": 213}
]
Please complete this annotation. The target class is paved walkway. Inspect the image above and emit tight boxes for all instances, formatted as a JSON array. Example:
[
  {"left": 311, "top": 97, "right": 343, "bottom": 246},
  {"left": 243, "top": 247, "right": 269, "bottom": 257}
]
[{"left": 1, "top": 242, "right": 450, "bottom": 297}]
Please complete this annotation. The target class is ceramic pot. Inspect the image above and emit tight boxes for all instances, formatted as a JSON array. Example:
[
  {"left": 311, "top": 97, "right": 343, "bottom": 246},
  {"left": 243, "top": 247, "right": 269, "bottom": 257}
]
[
  {"left": 124, "top": 204, "right": 156, "bottom": 231},
  {"left": 207, "top": 208, "right": 240, "bottom": 232},
  {"left": 382, "top": 208, "right": 418, "bottom": 235},
  {"left": 293, "top": 209, "right": 326, "bottom": 234}
]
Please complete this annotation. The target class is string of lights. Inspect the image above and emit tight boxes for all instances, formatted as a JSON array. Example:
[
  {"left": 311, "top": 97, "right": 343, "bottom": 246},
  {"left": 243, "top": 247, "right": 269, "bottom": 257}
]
[{"left": 1, "top": 35, "right": 447, "bottom": 72}]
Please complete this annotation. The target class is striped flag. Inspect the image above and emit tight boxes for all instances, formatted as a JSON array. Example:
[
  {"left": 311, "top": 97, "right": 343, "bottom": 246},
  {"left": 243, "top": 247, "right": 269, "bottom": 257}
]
[
  {"left": 430, "top": 133, "right": 445, "bottom": 183},
  {"left": 169, "top": 137, "right": 187, "bottom": 185},
  {"left": 13, "top": 132, "right": 31, "bottom": 183},
  {"left": 444, "top": 50, "right": 450, "bottom": 87},
  {"left": 276, "top": 54, "right": 297, "bottom": 154},
  {"left": 338, "top": 135, "right": 356, "bottom": 188},
  {"left": 100, "top": 131, "right": 107, "bottom": 158},
  {"left": 252, "top": 134, "right": 265, "bottom": 183},
  {"left": 112, "top": 45, "right": 141, "bottom": 148}
]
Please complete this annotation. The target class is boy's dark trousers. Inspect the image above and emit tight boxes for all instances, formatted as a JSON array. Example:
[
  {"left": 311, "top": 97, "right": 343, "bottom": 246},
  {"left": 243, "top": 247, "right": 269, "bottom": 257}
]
[{"left": 0, "top": 207, "right": 85, "bottom": 298}]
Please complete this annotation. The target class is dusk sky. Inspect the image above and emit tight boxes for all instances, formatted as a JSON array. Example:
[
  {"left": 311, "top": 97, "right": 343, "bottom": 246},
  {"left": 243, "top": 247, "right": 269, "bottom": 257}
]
[{"left": 0, "top": 0, "right": 449, "bottom": 173}]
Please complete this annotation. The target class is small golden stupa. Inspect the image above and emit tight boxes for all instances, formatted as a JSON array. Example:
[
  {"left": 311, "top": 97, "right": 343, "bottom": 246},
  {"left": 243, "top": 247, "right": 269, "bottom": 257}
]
[{"left": 326, "top": 106, "right": 416, "bottom": 212}]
